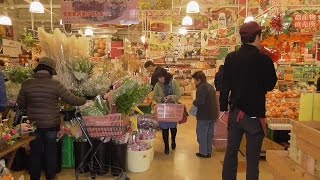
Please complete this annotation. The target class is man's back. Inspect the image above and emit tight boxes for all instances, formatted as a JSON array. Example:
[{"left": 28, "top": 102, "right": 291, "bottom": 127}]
[{"left": 220, "top": 44, "right": 277, "bottom": 118}]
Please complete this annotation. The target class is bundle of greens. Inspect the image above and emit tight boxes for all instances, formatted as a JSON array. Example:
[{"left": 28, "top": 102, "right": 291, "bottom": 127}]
[
  {"left": 5, "top": 66, "right": 33, "bottom": 84},
  {"left": 74, "top": 75, "right": 111, "bottom": 98},
  {"left": 113, "top": 80, "right": 151, "bottom": 115},
  {"left": 67, "top": 57, "right": 95, "bottom": 82}
]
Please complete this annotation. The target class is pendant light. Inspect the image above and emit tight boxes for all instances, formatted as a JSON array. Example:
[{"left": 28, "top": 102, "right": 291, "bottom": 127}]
[
  {"left": 182, "top": 16, "right": 193, "bottom": 26},
  {"left": 0, "top": 13, "right": 12, "bottom": 26},
  {"left": 141, "top": 35, "right": 146, "bottom": 44},
  {"left": 186, "top": 1, "right": 200, "bottom": 14},
  {"left": 179, "top": 27, "right": 187, "bottom": 35},
  {"left": 30, "top": 0, "right": 45, "bottom": 14},
  {"left": 84, "top": 28, "right": 94, "bottom": 36},
  {"left": 244, "top": 16, "right": 255, "bottom": 23}
]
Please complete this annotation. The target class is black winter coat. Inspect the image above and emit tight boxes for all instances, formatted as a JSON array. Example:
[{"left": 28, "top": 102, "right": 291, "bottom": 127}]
[{"left": 219, "top": 44, "right": 277, "bottom": 118}]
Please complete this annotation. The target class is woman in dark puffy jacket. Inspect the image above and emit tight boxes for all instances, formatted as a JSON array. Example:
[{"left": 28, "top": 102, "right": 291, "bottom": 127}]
[{"left": 17, "top": 57, "right": 86, "bottom": 180}]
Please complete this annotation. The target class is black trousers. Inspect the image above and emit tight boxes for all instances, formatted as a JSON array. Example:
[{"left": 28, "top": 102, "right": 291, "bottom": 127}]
[
  {"left": 222, "top": 108, "right": 264, "bottom": 180},
  {"left": 162, "top": 128, "right": 177, "bottom": 147},
  {"left": 30, "top": 130, "right": 58, "bottom": 180}
]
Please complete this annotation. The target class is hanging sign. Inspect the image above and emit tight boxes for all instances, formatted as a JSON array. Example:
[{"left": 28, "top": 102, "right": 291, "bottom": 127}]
[
  {"left": 61, "top": 0, "right": 139, "bottom": 25},
  {"left": 292, "top": 13, "right": 318, "bottom": 29}
]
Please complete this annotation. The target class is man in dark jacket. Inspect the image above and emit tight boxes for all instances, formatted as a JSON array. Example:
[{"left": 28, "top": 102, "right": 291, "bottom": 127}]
[
  {"left": 220, "top": 21, "right": 277, "bottom": 180},
  {"left": 192, "top": 71, "right": 218, "bottom": 158},
  {"left": 17, "top": 57, "right": 86, "bottom": 180},
  {"left": 0, "top": 60, "right": 7, "bottom": 112},
  {"left": 144, "top": 60, "right": 164, "bottom": 88}
]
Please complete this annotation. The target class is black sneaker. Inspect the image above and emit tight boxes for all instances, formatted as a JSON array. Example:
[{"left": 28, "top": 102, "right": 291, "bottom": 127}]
[
  {"left": 196, "top": 153, "right": 211, "bottom": 158},
  {"left": 172, "top": 143, "right": 176, "bottom": 150},
  {"left": 164, "top": 147, "right": 169, "bottom": 155}
]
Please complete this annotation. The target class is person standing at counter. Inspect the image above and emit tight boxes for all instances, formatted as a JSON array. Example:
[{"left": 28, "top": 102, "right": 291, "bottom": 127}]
[{"left": 144, "top": 60, "right": 164, "bottom": 88}]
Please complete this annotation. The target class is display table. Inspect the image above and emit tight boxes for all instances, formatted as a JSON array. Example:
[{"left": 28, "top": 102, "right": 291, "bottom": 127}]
[
  {"left": 267, "top": 150, "right": 318, "bottom": 180},
  {"left": 239, "top": 136, "right": 285, "bottom": 157},
  {"left": 0, "top": 136, "right": 35, "bottom": 169}
]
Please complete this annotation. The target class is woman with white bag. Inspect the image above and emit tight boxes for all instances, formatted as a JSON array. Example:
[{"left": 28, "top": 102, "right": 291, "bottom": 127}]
[{"left": 191, "top": 71, "right": 218, "bottom": 158}]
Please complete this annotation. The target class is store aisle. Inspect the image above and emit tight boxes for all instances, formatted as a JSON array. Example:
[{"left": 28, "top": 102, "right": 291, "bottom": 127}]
[
  {"left": 14, "top": 97, "right": 273, "bottom": 180},
  {"left": 128, "top": 97, "right": 273, "bottom": 180}
]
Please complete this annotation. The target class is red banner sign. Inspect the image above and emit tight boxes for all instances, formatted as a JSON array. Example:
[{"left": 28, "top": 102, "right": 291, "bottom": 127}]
[{"left": 61, "top": 0, "right": 139, "bottom": 25}]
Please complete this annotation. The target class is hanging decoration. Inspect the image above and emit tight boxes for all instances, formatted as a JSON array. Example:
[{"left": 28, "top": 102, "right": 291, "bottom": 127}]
[{"left": 270, "top": 14, "right": 283, "bottom": 34}]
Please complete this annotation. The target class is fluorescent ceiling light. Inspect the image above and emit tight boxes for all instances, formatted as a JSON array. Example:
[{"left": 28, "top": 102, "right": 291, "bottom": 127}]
[
  {"left": 0, "top": 14, "right": 12, "bottom": 26},
  {"left": 179, "top": 27, "right": 187, "bottom": 35},
  {"left": 186, "top": 1, "right": 200, "bottom": 13},
  {"left": 244, "top": 16, "right": 255, "bottom": 23},
  {"left": 84, "top": 28, "right": 94, "bottom": 36},
  {"left": 182, "top": 16, "right": 193, "bottom": 26},
  {"left": 30, "top": 0, "right": 45, "bottom": 14}
]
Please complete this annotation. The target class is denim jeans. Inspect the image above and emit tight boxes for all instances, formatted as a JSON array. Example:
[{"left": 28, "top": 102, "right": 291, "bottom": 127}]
[
  {"left": 30, "top": 130, "right": 58, "bottom": 180},
  {"left": 196, "top": 120, "right": 214, "bottom": 155}
]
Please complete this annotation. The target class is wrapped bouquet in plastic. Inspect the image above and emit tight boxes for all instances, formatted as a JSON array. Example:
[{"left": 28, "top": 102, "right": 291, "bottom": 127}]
[{"left": 137, "top": 115, "right": 158, "bottom": 129}]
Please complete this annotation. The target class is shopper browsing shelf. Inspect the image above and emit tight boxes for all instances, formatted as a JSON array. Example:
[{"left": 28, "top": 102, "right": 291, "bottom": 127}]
[
  {"left": 144, "top": 60, "right": 165, "bottom": 88},
  {"left": 192, "top": 71, "right": 218, "bottom": 158},
  {"left": 214, "top": 65, "right": 224, "bottom": 92},
  {"left": 17, "top": 57, "right": 86, "bottom": 180},
  {"left": 153, "top": 68, "right": 180, "bottom": 155},
  {"left": 0, "top": 60, "right": 7, "bottom": 112},
  {"left": 220, "top": 21, "right": 277, "bottom": 180}
]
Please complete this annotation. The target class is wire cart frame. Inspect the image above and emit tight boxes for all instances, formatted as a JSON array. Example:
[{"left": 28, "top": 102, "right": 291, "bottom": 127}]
[{"left": 74, "top": 111, "right": 130, "bottom": 180}]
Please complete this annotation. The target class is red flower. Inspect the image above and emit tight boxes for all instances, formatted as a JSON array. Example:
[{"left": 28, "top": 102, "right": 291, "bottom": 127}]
[{"left": 4, "top": 134, "right": 11, "bottom": 141}]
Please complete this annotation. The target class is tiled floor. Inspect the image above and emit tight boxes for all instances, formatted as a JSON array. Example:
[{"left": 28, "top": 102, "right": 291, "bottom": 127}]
[{"left": 14, "top": 97, "right": 274, "bottom": 180}]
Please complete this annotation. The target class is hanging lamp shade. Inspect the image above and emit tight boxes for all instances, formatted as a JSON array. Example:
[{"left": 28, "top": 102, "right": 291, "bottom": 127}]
[
  {"left": 179, "top": 27, "right": 187, "bottom": 35},
  {"left": 244, "top": 16, "right": 255, "bottom": 23},
  {"left": 0, "top": 14, "right": 12, "bottom": 26},
  {"left": 30, "top": 0, "right": 45, "bottom": 13},
  {"left": 186, "top": 1, "right": 200, "bottom": 13},
  {"left": 141, "top": 35, "right": 146, "bottom": 44},
  {"left": 182, "top": 16, "right": 193, "bottom": 26},
  {"left": 84, "top": 28, "right": 94, "bottom": 36}
]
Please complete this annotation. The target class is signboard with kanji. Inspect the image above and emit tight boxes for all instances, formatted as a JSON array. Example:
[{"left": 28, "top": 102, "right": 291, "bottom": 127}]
[
  {"left": 61, "top": 0, "right": 139, "bottom": 25},
  {"left": 292, "top": 13, "right": 319, "bottom": 31}
]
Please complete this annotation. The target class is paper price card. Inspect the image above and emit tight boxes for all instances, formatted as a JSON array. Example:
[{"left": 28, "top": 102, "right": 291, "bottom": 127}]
[{"left": 130, "top": 116, "right": 138, "bottom": 132}]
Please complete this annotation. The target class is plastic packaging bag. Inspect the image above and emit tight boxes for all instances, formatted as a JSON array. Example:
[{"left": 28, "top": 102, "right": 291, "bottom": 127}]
[{"left": 81, "top": 106, "right": 104, "bottom": 116}]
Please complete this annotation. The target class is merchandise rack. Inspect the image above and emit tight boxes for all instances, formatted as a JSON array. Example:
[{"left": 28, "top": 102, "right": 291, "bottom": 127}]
[{"left": 74, "top": 111, "right": 130, "bottom": 180}]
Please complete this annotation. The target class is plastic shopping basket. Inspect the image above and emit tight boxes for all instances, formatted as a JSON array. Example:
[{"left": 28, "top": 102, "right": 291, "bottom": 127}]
[
  {"left": 74, "top": 112, "right": 130, "bottom": 180},
  {"left": 154, "top": 104, "right": 184, "bottom": 122},
  {"left": 82, "top": 114, "right": 130, "bottom": 138}
]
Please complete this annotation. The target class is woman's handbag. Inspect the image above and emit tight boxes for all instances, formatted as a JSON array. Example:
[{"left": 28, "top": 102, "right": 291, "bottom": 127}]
[
  {"left": 178, "top": 106, "right": 188, "bottom": 124},
  {"left": 189, "top": 105, "right": 197, "bottom": 117}
]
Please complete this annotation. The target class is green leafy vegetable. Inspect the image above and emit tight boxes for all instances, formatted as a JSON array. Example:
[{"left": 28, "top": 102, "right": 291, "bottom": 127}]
[{"left": 5, "top": 66, "right": 33, "bottom": 84}]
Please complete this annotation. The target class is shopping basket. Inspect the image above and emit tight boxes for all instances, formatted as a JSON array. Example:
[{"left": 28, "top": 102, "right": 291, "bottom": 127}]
[
  {"left": 83, "top": 114, "right": 130, "bottom": 138},
  {"left": 154, "top": 104, "right": 184, "bottom": 122},
  {"left": 74, "top": 111, "right": 130, "bottom": 180}
]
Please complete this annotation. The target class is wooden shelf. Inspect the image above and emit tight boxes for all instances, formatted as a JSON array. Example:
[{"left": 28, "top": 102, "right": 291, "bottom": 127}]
[{"left": 267, "top": 150, "right": 318, "bottom": 180}]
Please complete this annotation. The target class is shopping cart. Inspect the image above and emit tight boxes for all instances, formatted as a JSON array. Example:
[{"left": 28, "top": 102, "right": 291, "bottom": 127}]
[{"left": 74, "top": 111, "right": 130, "bottom": 180}]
